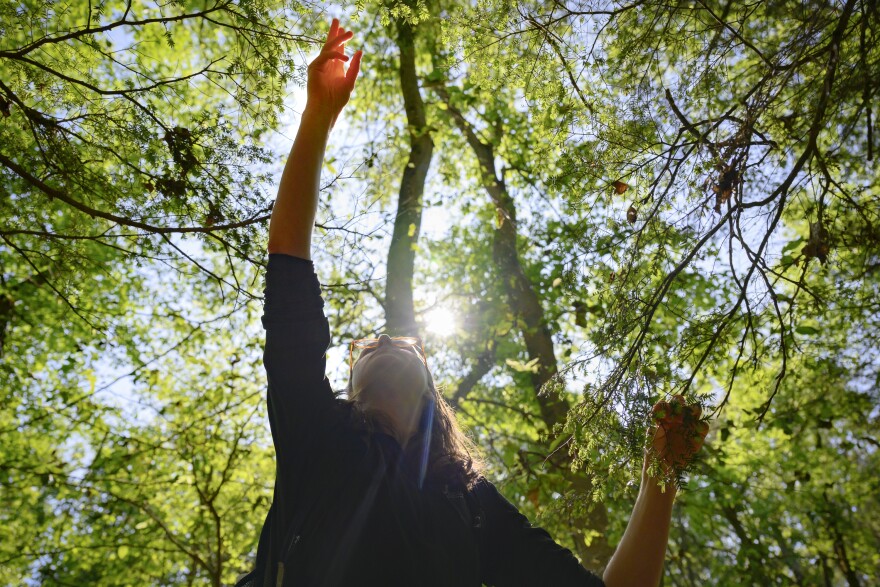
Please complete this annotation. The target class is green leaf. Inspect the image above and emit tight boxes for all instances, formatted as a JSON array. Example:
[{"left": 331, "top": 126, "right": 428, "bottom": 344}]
[{"left": 505, "top": 357, "right": 541, "bottom": 373}]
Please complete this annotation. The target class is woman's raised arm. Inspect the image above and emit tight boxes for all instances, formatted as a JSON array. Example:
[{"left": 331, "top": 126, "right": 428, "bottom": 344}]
[
  {"left": 602, "top": 396, "right": 709, "bottom": 586},
  {"left": 267, "top": 18, "right": 362, "bottom": 259}
]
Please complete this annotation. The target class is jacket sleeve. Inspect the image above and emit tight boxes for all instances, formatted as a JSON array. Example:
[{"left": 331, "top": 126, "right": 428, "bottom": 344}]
[
  {"left": 261, "top": 253, "right": 337, "bottom": 485},
  {"left": 475, "top": 479, "right": 606, "bottom": 587}
]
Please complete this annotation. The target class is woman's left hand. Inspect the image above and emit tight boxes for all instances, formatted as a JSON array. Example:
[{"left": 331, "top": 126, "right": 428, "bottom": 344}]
[{"left": 648, "top": 395, "right": 709, "bottom": 477}]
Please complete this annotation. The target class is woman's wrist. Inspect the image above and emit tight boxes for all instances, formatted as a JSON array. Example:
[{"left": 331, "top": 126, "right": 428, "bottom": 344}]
[
  {"left": 303, "top": 101, "right": 338, "bottom": 127},
  {"left": 641, "top": 450, "right": 678, "bottom": 500}
]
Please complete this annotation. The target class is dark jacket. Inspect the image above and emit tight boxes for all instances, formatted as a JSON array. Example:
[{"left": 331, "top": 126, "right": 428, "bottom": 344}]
[{"left": 250, "top": 253, "right": 605, "bottom": 587}]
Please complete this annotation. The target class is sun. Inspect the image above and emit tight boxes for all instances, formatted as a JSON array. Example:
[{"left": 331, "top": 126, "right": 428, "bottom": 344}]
[{"left": 424, "top": 307, "right": 457, "bottom": 337}]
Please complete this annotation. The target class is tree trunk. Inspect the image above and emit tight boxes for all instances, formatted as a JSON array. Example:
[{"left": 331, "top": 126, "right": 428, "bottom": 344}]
[
  {"left": 434, "top": 84, "right": 613, "bottom": 569},
  {"left": 384, "top": 18, "right": 433, "bottom": 337},
  {"left": 434, "top": 87, "right": 567, "bottom": 428}
]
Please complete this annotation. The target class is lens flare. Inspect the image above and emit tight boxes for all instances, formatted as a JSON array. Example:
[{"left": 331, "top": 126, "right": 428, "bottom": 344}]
[{"left": 424, "top": 307, "right": 456, "bottom": 337}]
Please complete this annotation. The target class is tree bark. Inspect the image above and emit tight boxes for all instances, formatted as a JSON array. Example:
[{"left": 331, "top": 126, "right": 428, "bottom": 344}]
[
  {"left": 450, "top": 347, "right": 496, "bottom": 407},
  {"left": 434, "top": 84, "right": 612, "bottom": 569},
  {"left": 434, "top": 86, "right": 567, "bottom": 429},
  {"left": 384, "top": 17, "right": 433, "bottom": 337}
]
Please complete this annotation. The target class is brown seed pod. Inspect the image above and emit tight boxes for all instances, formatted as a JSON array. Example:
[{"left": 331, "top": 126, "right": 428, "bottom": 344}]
[{"left": 627, "top": 205, "right": 637, "bottom": 224}]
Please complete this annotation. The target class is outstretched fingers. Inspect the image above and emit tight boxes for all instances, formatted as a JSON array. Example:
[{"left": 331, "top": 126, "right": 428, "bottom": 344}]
[
  {"left": 325, "top": 29, "right": 354, "bottom": 51},
  {"left": 311, "top": 17, "right": 362, "bottom": 106},
  {"left": 318, "top": 22, "right": 354, "bottom": 77},
  {"left": 346, "top": 50, "right": 363, "bottom": 86},
  {"left": 309, "top": 50, "right": 349, "bottom": 71},
  {"left": 327, "top": 18, "right": 338, "bottom": 43}
]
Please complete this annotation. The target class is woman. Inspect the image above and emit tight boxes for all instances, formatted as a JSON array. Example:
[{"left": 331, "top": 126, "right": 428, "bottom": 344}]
[{"left": 239, "top": 18, "right": 708, "bottom": 587}]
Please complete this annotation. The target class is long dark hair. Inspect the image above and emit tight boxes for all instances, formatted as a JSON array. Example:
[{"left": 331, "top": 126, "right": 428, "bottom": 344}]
[{"left": 341, "top": 369, "right": 484, "bottom": 490}]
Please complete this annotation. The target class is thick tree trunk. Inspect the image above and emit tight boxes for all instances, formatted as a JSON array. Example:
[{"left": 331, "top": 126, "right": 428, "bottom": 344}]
[
  {"left": 384, "top": 18, "right": 434, "bottom": 337},
  {"left": 490, "top": 183, "right": 569, "bottom": 427},
  {"left": 435, "top": 88, "right": 567, "bottom": 428},
  {"left": 435, "top": 85, "right": 612, "bottom": 569}
]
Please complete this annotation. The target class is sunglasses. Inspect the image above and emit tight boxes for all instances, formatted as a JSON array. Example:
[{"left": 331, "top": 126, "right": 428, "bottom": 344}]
[{"left": 349, "top": 336, "right": 427, "bottom": 374}]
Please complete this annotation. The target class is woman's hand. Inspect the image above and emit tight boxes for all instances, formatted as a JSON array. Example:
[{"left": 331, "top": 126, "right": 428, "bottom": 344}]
[
  {"left": 306, "top": 18, "right": 362, "bottom": 124},
  {"left": 648, "top": 394, "right": 709, "bottom": 478},
  {"left": 604, "top": 395, "right": 708, "bottom": 586}
]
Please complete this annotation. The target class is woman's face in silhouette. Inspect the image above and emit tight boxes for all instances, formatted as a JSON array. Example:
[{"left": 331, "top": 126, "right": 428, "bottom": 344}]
[{"left": 350, "top": 334, "right": 431, "bottom": 444}]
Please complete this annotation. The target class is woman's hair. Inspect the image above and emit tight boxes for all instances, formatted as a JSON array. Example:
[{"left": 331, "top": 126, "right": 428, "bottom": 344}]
[{"left": 341, "top": 368, "right": 484, "bottom": 489}]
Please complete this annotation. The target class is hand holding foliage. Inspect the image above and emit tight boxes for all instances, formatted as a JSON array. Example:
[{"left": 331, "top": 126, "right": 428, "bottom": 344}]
[{"left": 648, "top": 396, "right": 709, "bottom": 479}]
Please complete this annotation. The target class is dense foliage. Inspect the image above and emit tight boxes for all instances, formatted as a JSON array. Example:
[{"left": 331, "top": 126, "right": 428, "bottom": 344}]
[{"left": 2, "top": 0, "right": 877, "bottom": 584}]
